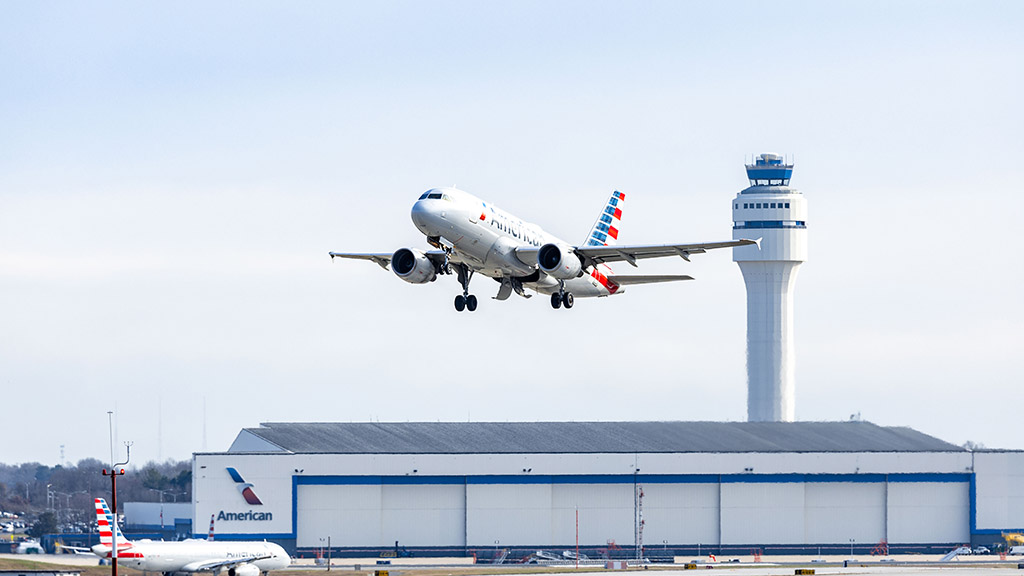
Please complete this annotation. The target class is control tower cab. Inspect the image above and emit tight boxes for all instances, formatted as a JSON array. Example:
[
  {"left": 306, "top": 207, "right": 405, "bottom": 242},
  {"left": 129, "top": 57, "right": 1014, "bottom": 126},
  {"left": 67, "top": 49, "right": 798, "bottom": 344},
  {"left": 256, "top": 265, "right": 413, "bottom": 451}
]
[{"left": 732, "top": 153, "right": 808, "bottom": 422}]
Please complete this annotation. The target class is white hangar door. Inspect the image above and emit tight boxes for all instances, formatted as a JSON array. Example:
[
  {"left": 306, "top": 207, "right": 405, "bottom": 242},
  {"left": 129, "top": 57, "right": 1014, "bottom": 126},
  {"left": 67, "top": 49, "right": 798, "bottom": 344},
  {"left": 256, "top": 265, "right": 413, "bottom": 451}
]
[
  {"left": 466, "top": 482, "right": 636, "bottom": 547},
  {"left": 296, "top": 483, "right": 466, "bottom": 548},
  {"left": 887, "top": 481, "right": 969, "bottom": 544},
  {"left": 803, "top": 482, "right": 885, "bottom": 544},
  {"left": 642, "top": 483, "right": 721, "bottom": 545}
]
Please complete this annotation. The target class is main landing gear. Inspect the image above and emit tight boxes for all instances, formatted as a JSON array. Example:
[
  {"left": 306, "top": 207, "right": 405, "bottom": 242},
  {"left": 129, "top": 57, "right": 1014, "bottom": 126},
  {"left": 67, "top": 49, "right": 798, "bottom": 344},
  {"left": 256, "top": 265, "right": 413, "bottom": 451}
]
[
  {"left": 453, "top": 263, "right": 477, "bottom": 312},
  {"left": 550, "top": 282, "right": 574, "bottom": 310}
]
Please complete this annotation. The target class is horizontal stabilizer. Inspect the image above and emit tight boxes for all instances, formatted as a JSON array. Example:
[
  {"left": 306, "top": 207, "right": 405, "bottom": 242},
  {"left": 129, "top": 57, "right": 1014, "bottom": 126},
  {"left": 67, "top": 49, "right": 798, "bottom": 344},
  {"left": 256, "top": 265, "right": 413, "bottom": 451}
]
[{"left": 607, "top": 274, "right": 693, "bottom": 286}]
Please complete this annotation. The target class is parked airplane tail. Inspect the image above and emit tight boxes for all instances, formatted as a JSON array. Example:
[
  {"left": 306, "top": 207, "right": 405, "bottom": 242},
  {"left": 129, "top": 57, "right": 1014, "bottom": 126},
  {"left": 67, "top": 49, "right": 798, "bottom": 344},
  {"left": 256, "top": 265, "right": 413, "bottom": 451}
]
[
  {"left": 95, "top": 498, "right": 130, "bottom": 546},
  {"left": 583, "top": 190, "right": 625, "bottom": 247}
]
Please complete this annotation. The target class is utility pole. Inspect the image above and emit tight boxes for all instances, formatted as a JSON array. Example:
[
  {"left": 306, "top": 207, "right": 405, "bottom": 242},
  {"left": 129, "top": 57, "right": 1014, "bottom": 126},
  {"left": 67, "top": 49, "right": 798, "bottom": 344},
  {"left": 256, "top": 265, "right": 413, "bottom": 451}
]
[{"left": 103, "top": 441, "right": 131, "bottom": 576}]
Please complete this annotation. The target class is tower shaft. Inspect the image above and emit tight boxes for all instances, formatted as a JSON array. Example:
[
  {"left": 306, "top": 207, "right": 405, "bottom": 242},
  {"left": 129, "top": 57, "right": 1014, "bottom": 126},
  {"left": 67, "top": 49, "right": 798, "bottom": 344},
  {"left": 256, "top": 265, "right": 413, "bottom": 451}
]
[{"left": 738, "top": 261, "right": 801, "bottom": 421}]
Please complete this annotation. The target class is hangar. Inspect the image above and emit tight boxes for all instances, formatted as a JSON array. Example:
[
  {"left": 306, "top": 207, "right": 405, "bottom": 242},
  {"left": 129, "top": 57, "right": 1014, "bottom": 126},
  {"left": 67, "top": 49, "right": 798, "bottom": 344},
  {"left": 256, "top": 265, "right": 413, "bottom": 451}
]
[{"left": 192, "top": 421, "right": 1024, "bottom": 557}]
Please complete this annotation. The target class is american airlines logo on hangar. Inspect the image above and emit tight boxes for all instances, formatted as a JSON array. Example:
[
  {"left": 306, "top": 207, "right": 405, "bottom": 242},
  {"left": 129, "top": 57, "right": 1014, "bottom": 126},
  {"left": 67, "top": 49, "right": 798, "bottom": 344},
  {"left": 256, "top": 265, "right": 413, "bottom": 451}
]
[{"left": 218, "top": 467, "right": 273, "bottom": 522}]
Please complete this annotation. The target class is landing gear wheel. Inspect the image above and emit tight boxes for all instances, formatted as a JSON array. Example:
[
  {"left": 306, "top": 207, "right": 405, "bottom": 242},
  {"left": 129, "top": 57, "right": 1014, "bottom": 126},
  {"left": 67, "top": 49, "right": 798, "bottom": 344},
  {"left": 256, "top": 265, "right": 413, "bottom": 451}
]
[
  {"left": 562, "top": 292, "right": 574, "bottom": 309},
  {"left": 454, "top": 295, "right": 466, "bottom": 312},
  {"left": 550, "top": 293, "right": 562, "bottom": 309},
  {"left": 466, "top": 294, "right": 478, "bottom": 312}
]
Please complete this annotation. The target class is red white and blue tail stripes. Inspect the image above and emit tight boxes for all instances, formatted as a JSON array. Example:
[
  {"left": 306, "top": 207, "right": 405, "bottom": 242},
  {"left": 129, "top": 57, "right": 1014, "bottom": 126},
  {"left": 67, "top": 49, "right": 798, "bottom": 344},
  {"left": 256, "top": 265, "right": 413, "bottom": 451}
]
[
  {"left": 95, "top": 498, "right": 139, "bottom": 557},
  {"left": 585, "top": 191, "right": 625, "bottom": 247}
]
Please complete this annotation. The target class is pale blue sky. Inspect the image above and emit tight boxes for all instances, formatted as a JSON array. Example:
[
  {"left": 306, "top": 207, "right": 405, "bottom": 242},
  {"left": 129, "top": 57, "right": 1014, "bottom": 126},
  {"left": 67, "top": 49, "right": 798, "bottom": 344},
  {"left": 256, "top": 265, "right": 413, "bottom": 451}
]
[{"left": 2, "top": 1, "right": 1023, "bottom": 465}]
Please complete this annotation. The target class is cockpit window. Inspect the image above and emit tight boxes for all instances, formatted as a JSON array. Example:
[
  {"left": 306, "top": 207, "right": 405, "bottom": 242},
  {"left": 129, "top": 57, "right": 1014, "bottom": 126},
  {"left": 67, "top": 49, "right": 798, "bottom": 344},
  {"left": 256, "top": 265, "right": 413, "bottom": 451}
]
[
  {"left": 442, "top": 194, "right": 452, "bottom": 201},
  {"left": 418, "top": 192, "right": 430, "bottom": 200},
  {"left": 427, "top": 193, "right": 443, "bottom": 199}
]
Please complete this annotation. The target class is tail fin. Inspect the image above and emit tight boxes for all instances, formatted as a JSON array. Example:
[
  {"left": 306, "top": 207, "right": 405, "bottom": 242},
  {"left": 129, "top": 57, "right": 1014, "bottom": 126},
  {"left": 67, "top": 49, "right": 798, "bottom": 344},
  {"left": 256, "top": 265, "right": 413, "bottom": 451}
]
[
  {"left": 95, "top": 498, "right": 130, "bottom": 545},
  {"left": 208, "top": 514, "right": 215, "bottom": 541},
  {"left": 583, "top": 191, "right": 625, "bottom": 247}
]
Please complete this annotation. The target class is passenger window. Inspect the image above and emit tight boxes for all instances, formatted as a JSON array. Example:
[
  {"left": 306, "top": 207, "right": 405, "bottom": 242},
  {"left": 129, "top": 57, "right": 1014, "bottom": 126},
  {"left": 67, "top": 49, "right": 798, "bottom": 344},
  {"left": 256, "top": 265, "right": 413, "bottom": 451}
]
[
  {"left": 771, "top": 203, "right": 776, "bottom": 209},
  {"left": 785, "top": 203, "right": 790, "bottom": 208}
]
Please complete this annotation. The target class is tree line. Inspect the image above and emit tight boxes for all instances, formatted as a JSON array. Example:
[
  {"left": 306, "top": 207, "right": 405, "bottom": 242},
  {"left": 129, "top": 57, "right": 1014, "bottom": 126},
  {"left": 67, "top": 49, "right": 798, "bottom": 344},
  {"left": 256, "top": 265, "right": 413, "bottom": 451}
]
[{"left": 0, "top": 459, "right": 191, "bottom": 535}]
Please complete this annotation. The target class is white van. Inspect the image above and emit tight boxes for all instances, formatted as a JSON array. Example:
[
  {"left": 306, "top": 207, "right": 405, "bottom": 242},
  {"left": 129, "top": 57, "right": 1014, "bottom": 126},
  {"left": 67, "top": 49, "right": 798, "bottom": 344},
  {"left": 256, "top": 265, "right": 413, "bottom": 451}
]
[{"left": 1010, "top": 545, "right": 1024, "bottom": 555}]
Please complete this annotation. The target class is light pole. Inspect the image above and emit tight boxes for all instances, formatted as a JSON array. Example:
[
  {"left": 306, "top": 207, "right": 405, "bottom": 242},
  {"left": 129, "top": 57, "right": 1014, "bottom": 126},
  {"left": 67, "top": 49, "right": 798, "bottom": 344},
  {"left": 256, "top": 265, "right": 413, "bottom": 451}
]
[
  {"left": 103, "top": 441, "right": 131, "bottom": 576},
  {"left": 849, "top": 538, "right": 855, "bottom": 558},
  {"left": 147, "top": 488, "right": 182, "bottom": 503}
]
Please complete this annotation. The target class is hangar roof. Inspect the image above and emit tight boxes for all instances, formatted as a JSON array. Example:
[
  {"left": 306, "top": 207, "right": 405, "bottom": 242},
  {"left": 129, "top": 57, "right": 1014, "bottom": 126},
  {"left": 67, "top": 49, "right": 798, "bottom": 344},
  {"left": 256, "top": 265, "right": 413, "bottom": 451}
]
[{"left": 225, "top": 421, "right": 963, "bottom": 454}]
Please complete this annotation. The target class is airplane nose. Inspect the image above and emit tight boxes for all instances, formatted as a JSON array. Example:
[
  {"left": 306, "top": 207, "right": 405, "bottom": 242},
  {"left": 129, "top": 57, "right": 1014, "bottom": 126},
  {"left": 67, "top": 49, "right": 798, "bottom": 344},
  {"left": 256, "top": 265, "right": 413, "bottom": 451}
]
[{"left": 411, "top": 200, "right": 442, "bottom": 235}]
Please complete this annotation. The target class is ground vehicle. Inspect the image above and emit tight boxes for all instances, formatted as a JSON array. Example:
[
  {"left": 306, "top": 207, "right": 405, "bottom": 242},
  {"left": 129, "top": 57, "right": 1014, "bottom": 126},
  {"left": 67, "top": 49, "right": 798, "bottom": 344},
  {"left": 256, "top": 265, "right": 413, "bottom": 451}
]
[
  {"left": 16, "top": 540, "right": 43, "bottom": 554},
  {"left": 973, "top": 546, "right": 990, "bottom": 554},
  {"left": 1010, "top": 545, "right": 1024, "bottom": 555}
]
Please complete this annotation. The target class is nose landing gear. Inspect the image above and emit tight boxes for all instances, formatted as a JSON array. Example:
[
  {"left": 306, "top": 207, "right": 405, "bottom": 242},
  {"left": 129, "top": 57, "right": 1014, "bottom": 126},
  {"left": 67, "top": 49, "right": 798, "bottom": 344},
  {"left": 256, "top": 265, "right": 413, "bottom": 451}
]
[
  {"left": 455, "top": 294, "right": 478, "bottom": 312},
  {"left": 453, "top": 263, "right": 477, "bottom": 312}
]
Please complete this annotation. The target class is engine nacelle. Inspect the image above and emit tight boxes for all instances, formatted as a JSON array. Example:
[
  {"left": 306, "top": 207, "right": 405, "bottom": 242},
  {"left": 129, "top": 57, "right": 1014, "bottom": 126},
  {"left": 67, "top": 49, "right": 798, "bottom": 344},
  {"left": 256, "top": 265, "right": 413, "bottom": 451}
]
[
  {"left": 228, "top": 564, "right": 260, "bottom": 576},
  {"left": 537, "top": 243, "right": 583, "bottom": 279},
  {"left": 391, "top": 248, "right": 437, "bottom": 284}
]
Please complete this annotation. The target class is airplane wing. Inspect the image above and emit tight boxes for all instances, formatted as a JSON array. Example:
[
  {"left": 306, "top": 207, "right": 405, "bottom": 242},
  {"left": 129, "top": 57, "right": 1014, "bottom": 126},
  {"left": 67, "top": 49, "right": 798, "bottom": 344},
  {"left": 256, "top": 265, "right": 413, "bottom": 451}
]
[
  {"left": 56, "top": 544, "right": 93, "bottom": 555},
  {"left": 607, "top": 274, "right": 693, "bottom": 285},
  {"left": 328, "top": 252, "right": 394, "bottom": 269},
  {"left": 515, "top": 239, "right": 758, "bottom": 268},
  {"left": 328, "top": 250, "right": 449, "bottom": 271},
  {"left": 181, "top": 554, "right": 274, "bottom": 572}
]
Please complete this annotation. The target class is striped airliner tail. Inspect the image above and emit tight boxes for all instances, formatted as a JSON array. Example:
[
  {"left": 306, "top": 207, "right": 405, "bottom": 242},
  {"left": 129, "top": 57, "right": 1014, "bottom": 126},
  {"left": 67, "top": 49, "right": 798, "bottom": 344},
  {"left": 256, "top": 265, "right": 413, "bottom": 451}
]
[
  {"left": 95, "top": 498, "right": 130, "bottom": 546},
  {"left": 583, "top": 191, "right": 625, "bottom": 247}
]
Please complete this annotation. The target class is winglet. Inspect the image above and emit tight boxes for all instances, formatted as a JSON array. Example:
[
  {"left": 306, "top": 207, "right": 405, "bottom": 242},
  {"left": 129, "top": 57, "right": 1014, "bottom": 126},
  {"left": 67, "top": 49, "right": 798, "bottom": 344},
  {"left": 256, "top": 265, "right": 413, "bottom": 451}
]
[
  {"left": 329, "top": 252, "right": 336, "bottom": 259},
  {"left": 754, "top": 237, "right": 763, "bottom": 249}
]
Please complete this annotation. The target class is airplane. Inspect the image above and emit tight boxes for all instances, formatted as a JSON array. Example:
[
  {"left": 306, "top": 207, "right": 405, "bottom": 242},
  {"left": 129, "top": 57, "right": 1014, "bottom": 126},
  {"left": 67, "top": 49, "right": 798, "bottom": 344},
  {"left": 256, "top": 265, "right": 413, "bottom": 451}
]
[
  {"left": 330, "top": 187, "right": 758, "bottom": 311},
  {"left": 75, "top": 498, "right": 290, "bottom": 576}
]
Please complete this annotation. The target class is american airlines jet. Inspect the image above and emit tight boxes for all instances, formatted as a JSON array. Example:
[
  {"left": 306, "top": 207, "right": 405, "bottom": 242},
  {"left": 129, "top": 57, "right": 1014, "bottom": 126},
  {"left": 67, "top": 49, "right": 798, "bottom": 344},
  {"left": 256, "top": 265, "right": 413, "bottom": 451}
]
[
  {"left": 330, "top": 188, "right": 758, "bottom": 311},
  {"left": 83, "top": 498, "right": 290, "bottom": 576}
]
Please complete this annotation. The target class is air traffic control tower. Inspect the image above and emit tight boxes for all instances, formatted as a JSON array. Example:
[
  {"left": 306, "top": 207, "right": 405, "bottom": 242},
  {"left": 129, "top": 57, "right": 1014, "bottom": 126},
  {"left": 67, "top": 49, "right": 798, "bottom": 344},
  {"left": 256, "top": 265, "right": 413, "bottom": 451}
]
[{"left": 732, "top": 153, "right": 808, "bottom": 422}]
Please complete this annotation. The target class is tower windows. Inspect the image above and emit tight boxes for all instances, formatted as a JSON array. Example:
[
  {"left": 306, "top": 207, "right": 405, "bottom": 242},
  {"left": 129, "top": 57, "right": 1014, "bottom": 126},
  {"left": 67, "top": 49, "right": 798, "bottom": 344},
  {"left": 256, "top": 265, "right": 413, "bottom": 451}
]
[{"left": 739, "top": 201, "right": 795, "bottom": 210}]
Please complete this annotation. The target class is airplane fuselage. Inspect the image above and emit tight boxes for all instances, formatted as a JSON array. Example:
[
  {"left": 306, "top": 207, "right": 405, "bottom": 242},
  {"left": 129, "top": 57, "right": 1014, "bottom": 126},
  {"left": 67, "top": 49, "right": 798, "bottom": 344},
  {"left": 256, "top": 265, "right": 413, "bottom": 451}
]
[
  {"left": 410, "top": 188, "right": 617, "bottom": 297},
  {"left": 92, "top": 540, "right": 290, "bottom": 573}
]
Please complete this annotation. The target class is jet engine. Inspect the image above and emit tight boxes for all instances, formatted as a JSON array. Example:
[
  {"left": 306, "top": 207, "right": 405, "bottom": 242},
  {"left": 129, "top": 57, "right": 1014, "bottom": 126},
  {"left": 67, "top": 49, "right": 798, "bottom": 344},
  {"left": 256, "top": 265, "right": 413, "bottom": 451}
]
[
  {"left": 537, "top": 243, "right": 583, "bottom": 279},
  {"left": 228, "top": 564, "right": 260, "bottom": 576},
  {"left": 391, "top": 248, "right": 437, "bottom": 284}
]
